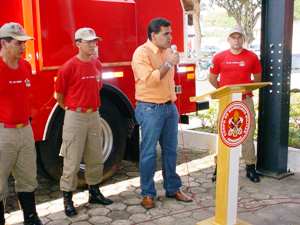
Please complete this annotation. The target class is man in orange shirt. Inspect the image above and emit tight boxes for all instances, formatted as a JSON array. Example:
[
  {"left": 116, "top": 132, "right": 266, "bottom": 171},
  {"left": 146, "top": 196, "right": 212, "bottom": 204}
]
[{"left": 132, "top": 18, "right": 193, "bottom": 209}]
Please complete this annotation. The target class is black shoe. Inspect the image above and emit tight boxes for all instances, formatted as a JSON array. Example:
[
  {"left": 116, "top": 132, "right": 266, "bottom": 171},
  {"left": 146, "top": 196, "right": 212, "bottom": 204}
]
[
  {"left": 0, "top": 201, "right": 5, "bottom": 225},
  {"left": 23, "top": 212, "right": 43, "bottom": 225},
  {"left": 246, "top": 164, "right": 260, "bottom": 183},
  {"left": 62, "top": 191, "right": 77, "bottom": 217},
  {"left": 212, "top": 166, "right": 217, "bottom": 183},
  {"left": 88, "top": 184, "right": 113, "bottom": 205},
  {"left": 17, "top": 192, "right": 43, "bottom": 225}
]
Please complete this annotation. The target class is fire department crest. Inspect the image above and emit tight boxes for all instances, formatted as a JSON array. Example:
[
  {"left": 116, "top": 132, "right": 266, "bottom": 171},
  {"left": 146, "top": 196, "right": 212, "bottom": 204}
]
[
  {"left": 219, "top": 101, "right": 251, "bottom": 147},
  {"left": 24, "top": 78, "right": 31, "bottom": 87},
  {"left": 239, "top": 61, "right": 245, "bottom": 67}
]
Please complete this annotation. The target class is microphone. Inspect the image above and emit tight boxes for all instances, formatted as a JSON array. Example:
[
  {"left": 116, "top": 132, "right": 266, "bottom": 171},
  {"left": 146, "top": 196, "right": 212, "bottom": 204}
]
[
  {"left": 171, "top": 44, "right": 179, "bottom": 70},
  {"left": 171, "top": 44, "right": 177, "bottom": 53}
]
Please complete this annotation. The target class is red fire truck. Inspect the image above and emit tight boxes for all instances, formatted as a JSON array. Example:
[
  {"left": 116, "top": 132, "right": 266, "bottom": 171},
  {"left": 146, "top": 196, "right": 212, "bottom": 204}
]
[{"left": 0, "top": 0, "right": 196, "bottom": 182}]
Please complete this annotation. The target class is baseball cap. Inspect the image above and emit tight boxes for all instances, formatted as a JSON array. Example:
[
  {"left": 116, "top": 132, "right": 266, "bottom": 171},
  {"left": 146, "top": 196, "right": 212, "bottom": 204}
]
[
  {"left": 75, "top": 27, "right": 101, "bottom": 41},
  {"left": 0, "top": 22, "right": 33, "bottom": 41},
  {"left": 228, "top": 26, "right": 244, "bottom": 37}
]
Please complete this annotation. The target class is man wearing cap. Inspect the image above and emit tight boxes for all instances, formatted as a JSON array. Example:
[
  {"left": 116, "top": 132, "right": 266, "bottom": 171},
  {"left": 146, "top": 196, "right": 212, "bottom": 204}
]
[
  {"left": 209, "top": 26, "right": 262, "bottom": 183},
  {"left": 132, "top": 18, "right": 193, "bottom": 209},
  {"left": 55, "top": 27, "right": 113, "bottom": 217},
  {"left": 0, "top": 22, "right": 43, "bottom": 225}
]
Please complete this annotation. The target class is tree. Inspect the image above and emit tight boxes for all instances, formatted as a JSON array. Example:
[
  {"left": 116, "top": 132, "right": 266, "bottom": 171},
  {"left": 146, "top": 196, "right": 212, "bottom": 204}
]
[
  {"left": 180, "top": 0, "right": 202, "bottom": 57},
  {"left": 210, "top": 0, "right": 262, "bottom": 45},
  {"left": 180, "top": 0, "right": 194, "bottom": 11},
  {"left": 295, "top": 0, "right": 300, "bottom": 20}
]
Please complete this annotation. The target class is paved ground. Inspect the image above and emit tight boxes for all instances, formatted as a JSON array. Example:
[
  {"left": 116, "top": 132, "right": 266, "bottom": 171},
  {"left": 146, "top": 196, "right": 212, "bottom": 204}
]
[{"left": 3, "top": 148, "right": 300, "bottom": 225}]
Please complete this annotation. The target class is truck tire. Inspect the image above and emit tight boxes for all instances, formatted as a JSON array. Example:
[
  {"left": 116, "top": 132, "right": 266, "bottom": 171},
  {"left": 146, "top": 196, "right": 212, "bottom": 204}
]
[{"left": 37, "top": 94, "right": 128, "bottom": 186}]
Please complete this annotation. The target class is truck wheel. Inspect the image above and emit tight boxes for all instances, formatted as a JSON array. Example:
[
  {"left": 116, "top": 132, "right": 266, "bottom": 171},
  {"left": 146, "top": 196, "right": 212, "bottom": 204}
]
[{"left": 37, "top": 96, "right": 128, "bottom": 186}]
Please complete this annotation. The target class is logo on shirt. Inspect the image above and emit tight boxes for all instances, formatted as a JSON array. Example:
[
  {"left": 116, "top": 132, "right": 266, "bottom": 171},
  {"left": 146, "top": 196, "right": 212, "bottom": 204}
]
[
  {"left": 239, "top": 61, "right": 245, "bottom": 67},
  {"left": 81, "top": 73, "right": 101, "bottom": 82},
  {"left": 25, "top": 79, "right": 31, "bottom": 87},
  {"left": 81, "top": 75, "right": 96, "bottom": 80},
  {"left": 225, "top": 61, "right": 246, "bottom": 67},
  {"left": 9, "top": 80, "right": 22, "bottom": 85},
  {"left": 8, "top": 79, "right": 31, "bottom": 88}
]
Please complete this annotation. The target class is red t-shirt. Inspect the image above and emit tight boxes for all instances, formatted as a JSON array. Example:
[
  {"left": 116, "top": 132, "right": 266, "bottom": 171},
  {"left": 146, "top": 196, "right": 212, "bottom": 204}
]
[
  {"left": 210, "top": 49, "right": 262, "bottom": 88},
  {"left": 55, "top": 56, "right": 103, "bottom": 109},
  {"left": 0, "top": 58, "right": 32, "bottom": 125}
]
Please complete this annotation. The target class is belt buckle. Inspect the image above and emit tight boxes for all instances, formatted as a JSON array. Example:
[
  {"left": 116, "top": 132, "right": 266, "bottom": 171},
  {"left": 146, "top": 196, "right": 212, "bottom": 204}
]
[
  {"left": 76, "top": 107, "right": 82, "bottom": 112},
  {"left": 16, "top": 123, "right": 24, "bottom": 128},
  {"left": 86, "top": 108, "right": 93, "bottom": 113}
]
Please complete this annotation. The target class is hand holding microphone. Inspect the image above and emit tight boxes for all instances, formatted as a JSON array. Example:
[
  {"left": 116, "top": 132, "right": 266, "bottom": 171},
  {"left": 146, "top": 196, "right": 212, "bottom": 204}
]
[
  {"left": 166, "top": 44, "right": 180, "bottom": 66},
  {"left": 171, "top": 44, "right": 178, "bottom": 54},
  {"left": 160, "top": 44, "right": 180, "bottom": 78}
]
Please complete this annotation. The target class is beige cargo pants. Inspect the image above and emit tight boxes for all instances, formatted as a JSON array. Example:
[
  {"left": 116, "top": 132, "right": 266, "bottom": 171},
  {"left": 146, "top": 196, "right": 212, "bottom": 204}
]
[
  {"left": 215, "top": 96, "right": 256, "bottom": 165},
  {"left": 241, "top": 96, "right": 256, "bottom": 165},
  {"left": 0, "top": 123, "right": 38, "bottom": 201},
  {"left": 60, "top": 110, "right": 104, "bottom": 191}
]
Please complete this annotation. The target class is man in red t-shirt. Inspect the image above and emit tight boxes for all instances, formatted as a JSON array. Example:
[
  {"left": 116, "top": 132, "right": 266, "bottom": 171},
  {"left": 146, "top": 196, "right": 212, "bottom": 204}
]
[
  {"left": 55, "top": 27, "right": 113, "bottom": 217},
  {"left": 0, "top": 22, "right": 43, "bottom": 225},
  {"left": 209, "top": 26, "right": 262, "bottom": 183}
]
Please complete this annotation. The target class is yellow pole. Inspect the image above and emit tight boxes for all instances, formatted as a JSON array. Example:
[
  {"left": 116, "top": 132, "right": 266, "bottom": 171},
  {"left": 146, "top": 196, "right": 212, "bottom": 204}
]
[
  {"left": 215, "top": 94, "right": 232, "bottom": 224},
  {"left": 197, "top": 92, "right": 252, "bottom": 225}
]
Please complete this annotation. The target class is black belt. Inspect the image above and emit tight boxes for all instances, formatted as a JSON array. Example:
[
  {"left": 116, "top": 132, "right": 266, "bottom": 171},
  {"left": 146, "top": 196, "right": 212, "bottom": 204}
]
[{"left": 138, "top": 100, "right": 172, "bottom": 105}]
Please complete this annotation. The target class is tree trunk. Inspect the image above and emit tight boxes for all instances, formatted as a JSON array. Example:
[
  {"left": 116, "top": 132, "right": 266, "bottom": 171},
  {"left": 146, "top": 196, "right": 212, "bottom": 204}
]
[
  {"left": 180, "top": 0, "right": 194, "bottom": 11},
  {"left": 180, "top": 0, "right": 202, "bottom": 58},
  {"left": 193, "top": 0, "right": 202, "bottom": 58}
]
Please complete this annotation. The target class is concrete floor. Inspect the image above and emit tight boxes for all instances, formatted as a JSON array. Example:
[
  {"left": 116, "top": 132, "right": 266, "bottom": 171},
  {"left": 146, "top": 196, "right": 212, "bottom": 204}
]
[{"left": 3, "top": 149, "right": 300, "bottom": 225}]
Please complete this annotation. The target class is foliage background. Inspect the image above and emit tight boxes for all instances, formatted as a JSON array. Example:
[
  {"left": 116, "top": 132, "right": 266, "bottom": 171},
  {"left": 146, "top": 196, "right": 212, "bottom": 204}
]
[
  {"left": 195, "top": 93, "right": 300, "bottom": 149},
  {"left": 295, "top": 0, "right": 300, "bottom": 20}
]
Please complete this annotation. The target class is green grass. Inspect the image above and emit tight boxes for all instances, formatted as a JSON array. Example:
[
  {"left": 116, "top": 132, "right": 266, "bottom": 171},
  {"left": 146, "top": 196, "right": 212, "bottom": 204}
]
[{"left": 289, "top": 92, "right": 300, "bottom": 148}]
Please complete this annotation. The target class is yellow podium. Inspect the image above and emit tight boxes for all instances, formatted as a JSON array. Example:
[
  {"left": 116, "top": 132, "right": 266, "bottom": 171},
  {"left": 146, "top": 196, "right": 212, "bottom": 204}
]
[{"left": 190, "top": 82, "right": 272, "bottom": 225}]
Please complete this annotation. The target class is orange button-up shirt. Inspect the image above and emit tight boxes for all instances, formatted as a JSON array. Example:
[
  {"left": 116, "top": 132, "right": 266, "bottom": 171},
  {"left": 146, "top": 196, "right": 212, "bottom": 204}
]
[{"left": 131, "top": 40, "right": 176, "bottom": 104}]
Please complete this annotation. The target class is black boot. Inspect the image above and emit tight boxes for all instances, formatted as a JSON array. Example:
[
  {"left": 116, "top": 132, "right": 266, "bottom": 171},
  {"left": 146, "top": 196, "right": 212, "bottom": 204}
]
[
  {"left": 62, "top": 191, "right": 77, "bottom": 217},
  {"left": 212, "top": 166, "right": 217, "bottom": 183},
  {"left": 88, "top": 184, "right": 113, "bottom": 205},
  {"left": 0, "top": 201, "right": 5, "bottom": 225},
  {"left": 246, "top": 164, "right": 260, "bottom": 183},
  {"left": 17, "top": 192, "right": 43, "bottom": 225}
]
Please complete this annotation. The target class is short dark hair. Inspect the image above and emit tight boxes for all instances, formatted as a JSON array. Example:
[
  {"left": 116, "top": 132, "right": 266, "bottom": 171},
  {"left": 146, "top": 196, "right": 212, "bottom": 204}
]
[
  {"left": 147, "top": 18, "right": 171, "bottom": 40},
  {"left": 0, "top": 37, "right": 13, "bottom": 42},
  {"left": 0, "top": 37, "right": 13, "bottom": 50}
]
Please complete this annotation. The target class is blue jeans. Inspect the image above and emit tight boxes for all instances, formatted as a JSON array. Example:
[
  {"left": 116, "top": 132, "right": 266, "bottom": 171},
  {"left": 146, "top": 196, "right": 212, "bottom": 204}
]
[{"left": 135, "top": 102, "right": 182, "bottom": 197}]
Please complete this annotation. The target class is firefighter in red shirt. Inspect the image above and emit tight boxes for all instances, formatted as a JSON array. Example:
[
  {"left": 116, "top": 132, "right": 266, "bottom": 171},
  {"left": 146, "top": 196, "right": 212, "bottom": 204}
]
[
  {"left": 0, "top": 22, "right": 43, "bottom": 225},
  {"left": 55, "top": 27, "right": 113, "bottom": 217},
  {"left": 209, "top": 26, "right": 262, "bottom": 183}
]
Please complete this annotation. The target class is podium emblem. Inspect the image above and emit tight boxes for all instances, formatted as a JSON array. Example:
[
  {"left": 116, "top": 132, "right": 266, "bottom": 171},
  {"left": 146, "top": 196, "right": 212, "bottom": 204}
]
[{"left": 219, "top": 101, "right": 251, "bottom": 147}]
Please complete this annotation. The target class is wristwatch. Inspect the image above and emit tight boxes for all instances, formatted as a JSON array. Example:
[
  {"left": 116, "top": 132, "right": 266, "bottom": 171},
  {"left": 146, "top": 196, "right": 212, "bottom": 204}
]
[{"left": 164, "top": 61, "right": 173, "bottom": 69}]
